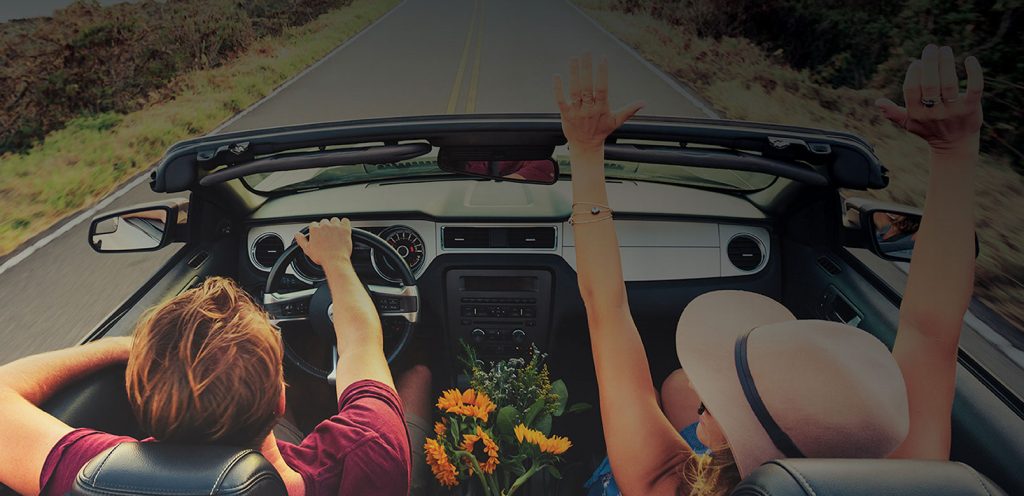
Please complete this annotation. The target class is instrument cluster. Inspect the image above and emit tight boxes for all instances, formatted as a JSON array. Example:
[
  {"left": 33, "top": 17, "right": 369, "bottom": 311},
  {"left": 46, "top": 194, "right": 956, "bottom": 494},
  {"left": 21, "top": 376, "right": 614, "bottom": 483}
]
[{"left": 248, "top": 224, "right": 427, "bottom": 285}]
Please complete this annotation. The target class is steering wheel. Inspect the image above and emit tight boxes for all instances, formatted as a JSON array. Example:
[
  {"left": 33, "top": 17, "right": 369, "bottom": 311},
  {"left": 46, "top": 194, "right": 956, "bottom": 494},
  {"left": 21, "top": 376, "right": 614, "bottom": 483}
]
[{"left": 261, "top": 227, "right": 418, "bottom": 382}]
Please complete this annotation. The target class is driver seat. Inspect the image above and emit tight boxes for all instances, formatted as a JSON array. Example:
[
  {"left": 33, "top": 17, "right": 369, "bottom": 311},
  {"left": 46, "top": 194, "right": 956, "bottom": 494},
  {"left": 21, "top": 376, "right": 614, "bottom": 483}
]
[
  {"left": 70, "top": 443, "right": 286, "bottom": 496},
  {"left": 731, "top": 459, "right": 1006, "bottom": 495}
]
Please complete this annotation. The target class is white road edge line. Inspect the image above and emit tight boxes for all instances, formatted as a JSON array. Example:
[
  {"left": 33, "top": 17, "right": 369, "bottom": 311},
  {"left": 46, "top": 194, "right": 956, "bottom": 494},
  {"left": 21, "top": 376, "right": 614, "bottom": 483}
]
[
  {"left": 0, "top": 0, "right": 408, "bottom": 279},
  {"left": 565, "top": 0, "right": 719, "bottom": 119},
  {"left": 566, "top": 3, "right": 757, "bottom": 189}
]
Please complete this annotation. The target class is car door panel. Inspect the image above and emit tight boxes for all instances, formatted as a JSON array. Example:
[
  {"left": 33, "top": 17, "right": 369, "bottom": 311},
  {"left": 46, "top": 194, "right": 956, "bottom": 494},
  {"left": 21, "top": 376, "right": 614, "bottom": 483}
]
[{"left": 783, "top": 240, "right": 1024, "bottom": 495}]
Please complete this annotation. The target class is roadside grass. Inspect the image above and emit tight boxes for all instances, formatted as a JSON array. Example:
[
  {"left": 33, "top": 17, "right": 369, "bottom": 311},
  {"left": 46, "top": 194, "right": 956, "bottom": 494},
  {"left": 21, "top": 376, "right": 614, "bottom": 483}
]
[
  {"left": 0, "top": 0, "right": 399, "bottom": 257},
  {"left": 574, "top": 0, "right": 1024, "bottom": 330}
]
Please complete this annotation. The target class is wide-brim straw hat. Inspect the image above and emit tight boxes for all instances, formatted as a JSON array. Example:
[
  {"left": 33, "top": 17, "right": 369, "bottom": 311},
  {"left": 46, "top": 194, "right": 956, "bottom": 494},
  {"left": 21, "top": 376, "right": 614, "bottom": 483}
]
[{"left": 676, "top": 290, "right": 909, "bottom": 477}]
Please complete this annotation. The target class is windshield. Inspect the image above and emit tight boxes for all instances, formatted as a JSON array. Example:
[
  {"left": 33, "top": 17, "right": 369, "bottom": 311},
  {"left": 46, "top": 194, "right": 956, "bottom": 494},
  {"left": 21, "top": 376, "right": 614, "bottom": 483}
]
[
  {"left": 243, "top": 160, "right": 449, "bottom": 193},
  {"left": 241, "top": 156, "right": 777, "bottom": 194}
]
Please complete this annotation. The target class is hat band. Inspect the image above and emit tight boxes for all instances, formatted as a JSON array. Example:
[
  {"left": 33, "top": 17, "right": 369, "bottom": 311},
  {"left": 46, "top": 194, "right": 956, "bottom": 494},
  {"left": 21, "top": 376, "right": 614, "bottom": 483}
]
[{"left": 734, "top": 329, "right": 806, "bottom": 459}]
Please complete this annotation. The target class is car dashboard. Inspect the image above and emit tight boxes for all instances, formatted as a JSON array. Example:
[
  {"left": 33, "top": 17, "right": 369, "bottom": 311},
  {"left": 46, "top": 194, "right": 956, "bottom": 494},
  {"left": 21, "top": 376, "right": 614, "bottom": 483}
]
[{"left": 239, "top": 178, "right": 775, "bottom": 361}]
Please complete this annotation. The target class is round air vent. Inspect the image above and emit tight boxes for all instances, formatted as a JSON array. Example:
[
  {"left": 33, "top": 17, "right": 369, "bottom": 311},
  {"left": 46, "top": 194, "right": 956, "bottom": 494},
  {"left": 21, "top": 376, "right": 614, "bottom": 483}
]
[
  {"left": 251, "top": 233, "right": 284, "bottom": 271},
  {"left": 727, "top": 234, "right": 765, "bottom": 271}
]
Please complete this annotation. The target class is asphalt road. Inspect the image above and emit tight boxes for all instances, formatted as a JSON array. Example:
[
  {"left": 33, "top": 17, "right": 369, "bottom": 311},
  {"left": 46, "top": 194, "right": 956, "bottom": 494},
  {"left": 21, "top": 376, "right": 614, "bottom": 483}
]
[{"left": 0, "top": 0, "right": 712, "bottom": 364}]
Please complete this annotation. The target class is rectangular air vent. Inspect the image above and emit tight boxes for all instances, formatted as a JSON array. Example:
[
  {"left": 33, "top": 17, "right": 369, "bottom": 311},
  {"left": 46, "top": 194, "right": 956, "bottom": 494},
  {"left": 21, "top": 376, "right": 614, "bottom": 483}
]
[
  {"left": 442, "top": 226, "right": 557, "bottom": 250},
  {"left": 443, "top": 227, "right": 492, "bottom": 249},
  {"left": 507, "top": 227, "right": 557, "bottom": 248}
]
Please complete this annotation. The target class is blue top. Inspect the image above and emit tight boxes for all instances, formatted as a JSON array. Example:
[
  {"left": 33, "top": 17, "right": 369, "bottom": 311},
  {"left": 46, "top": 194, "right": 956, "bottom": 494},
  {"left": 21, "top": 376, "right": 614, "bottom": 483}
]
[{"left": 584, "top": 422, "right": 708, "bottom": 496}]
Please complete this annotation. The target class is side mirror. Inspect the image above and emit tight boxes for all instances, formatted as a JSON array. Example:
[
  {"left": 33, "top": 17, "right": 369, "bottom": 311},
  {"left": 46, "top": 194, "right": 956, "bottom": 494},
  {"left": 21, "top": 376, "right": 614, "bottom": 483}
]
[
  {"left": 844, "top": 197, "right": 978, "bottom": 262},
  {"left": 89, "top": 199, "right": 188, "bottom": 253},
  {"left": 437, "top": 147, "right": 558, "bottom": 185}
]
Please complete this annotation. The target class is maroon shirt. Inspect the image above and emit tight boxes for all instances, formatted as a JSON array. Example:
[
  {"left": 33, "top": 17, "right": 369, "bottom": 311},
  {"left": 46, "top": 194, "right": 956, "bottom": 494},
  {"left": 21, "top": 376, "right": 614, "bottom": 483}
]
[{"left": 39, "top": 380, "right": 410, "bottom": 496}]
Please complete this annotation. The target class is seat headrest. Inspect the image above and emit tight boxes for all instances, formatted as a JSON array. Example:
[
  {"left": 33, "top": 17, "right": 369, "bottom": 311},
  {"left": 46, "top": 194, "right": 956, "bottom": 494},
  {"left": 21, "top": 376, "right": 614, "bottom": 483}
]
[
  {"left": 71, "top": 443, "right": 287, "bottom": 496},
  {"left": 731, "top": 459, "right": 1006, "bottom": 496}
]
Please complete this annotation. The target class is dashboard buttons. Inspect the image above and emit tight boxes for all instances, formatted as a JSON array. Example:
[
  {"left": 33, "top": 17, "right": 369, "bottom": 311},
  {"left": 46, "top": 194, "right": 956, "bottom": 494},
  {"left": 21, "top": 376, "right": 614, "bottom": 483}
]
[
  {"left": 280, "top": 300, "right": 309, "bottom": 316},
  {"left": 512, "top": 329, "right": 526, "bottom": 344},
  {"left": 472, "top": 328, "right": 486, "bottom": 343},
  {"left": 376, "top": 296, "right": 404, "bottom": 313}
]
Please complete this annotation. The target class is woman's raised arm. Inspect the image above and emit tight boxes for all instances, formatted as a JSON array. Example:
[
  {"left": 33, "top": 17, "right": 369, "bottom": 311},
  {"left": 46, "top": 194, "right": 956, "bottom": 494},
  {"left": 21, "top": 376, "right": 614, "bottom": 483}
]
[
  {"left": 556, "top": 54, "right": 690, "bottom": 495},
  {"left": 877, "top": 45, "right": 984, "bottom": 459}
]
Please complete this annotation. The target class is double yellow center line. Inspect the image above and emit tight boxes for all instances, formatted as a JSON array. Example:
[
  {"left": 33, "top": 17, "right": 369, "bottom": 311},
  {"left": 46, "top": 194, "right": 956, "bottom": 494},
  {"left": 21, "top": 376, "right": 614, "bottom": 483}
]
[{"left": 446, "top": 0, "right": 484, "bottom": 114}]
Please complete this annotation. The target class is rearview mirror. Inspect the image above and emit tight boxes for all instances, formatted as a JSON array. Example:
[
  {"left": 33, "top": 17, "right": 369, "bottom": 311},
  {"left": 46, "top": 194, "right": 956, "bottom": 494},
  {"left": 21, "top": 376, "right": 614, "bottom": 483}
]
[
  {"left": 89, "top": 199, "right": 188, "bottom": 253},
  {"left": 437, "top": 147, "right": 558, "bottom": 185}
]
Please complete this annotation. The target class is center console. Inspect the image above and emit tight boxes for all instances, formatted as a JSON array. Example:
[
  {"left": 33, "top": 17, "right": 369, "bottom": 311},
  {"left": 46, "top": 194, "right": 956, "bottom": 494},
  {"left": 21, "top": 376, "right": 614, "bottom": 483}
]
[{"left": 445, "top": 269, "right": 553, "bottom": 360}]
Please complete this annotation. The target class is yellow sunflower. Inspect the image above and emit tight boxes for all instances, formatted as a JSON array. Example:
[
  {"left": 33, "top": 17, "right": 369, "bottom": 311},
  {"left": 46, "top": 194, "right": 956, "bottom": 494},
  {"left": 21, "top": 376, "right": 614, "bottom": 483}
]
[
  {"left": 460, "top": 426, "right": 500, "bottom": 475},
  {"left": 514, "top": 423, "right": 572, "bottom": 456},
  {"left": 514, "top": 424, "right": 545, "bottom": 445},
  {"left": 538, "top": 434, "right": 572, "bottom": 455},
  {"left": 436, "top": 388, "right": 498, "bottom": 422},
  {"left": 436, "top": 389, "right": 464, "bottom": 411},
  {"left": 434, "top": 420, "right": 447, "bottom": 437},
  {"left": 424, "top": 437, "right": 459, "bottom": 487}
]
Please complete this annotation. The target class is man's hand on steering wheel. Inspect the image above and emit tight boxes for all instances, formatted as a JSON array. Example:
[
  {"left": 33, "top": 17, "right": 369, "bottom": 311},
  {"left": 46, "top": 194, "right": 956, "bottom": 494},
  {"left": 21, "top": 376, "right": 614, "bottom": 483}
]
[
  {"left": 293, "top": 217, "right": 353, "bottom": 269},
  {"left": 263, "top": 217, "right": 418, "bottom": 385}
]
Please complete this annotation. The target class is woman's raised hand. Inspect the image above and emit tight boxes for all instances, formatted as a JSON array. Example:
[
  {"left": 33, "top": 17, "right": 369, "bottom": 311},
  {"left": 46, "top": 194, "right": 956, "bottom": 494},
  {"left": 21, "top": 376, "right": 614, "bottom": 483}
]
[
  {"left": 876, "top": 45, "right": 983, "bottom": 154},
  {"left": 554, "top": 53, "right": 644, "bottom": 152}
]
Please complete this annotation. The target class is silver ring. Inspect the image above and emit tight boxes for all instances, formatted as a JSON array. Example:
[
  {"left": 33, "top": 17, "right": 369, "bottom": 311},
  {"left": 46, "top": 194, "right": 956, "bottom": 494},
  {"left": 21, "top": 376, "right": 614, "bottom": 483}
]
[{"left": 921, "top": 98, "right": 937, "bottom": 108}]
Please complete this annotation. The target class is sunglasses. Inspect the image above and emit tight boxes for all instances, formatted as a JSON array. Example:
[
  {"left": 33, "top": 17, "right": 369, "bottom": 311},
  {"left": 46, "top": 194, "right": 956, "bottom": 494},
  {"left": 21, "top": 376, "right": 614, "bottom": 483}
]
[{"left": 697, "top": 402, "right": 708, "bottom": 416}]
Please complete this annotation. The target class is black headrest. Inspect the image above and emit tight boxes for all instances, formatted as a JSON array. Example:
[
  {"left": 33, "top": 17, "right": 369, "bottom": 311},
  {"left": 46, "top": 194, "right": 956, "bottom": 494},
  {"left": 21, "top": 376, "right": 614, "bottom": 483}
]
[
  {"left": 731, "top": 459, "right": 1006, "bottom": 496},
  {"left": 71, "top": 443, "right": 287, "bottom": 496}
]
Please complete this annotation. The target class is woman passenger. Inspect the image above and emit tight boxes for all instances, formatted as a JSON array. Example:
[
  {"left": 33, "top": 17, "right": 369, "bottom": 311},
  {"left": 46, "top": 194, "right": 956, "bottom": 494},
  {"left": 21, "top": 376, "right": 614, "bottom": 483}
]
[{"left": 557, "top": 45, "right": 984, "bottom": 495}]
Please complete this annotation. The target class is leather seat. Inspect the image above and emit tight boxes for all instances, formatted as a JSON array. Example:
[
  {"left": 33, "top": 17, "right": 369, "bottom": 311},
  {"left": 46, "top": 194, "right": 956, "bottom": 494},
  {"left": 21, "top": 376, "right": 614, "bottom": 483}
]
[
  {"left": 731, "top": 459, "right": 1006, "bottom": 496},
  {"left": 71, "top": 443, "right": 286, "bottom": 496}
]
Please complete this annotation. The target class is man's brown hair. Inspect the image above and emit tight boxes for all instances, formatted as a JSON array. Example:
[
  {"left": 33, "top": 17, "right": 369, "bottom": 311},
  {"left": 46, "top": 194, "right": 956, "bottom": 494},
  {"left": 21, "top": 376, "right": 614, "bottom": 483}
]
[{"left": 126, "top": 276, "right": 283, "bottom": 446}]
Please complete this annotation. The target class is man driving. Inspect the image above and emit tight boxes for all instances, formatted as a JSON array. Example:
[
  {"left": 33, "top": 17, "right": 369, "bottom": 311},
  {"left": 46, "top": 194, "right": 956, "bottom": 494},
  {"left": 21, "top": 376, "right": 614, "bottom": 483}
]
[{"left": 0, "top": 217, "right": 411, "bottom": 495}]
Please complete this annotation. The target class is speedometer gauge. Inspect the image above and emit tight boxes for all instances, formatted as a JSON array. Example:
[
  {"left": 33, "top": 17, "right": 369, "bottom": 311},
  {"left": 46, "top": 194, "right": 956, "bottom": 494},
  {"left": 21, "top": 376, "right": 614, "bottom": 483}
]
[{"left": 372, "top": 226, "right": 424, "bottom": 282}]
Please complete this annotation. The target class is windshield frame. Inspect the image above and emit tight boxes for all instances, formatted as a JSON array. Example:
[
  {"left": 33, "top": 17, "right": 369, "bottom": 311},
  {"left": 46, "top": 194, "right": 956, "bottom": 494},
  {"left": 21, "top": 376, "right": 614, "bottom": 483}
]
[
  {"left": 152, "top": 114, "right": 887, "bottom": 194},
  {"left": 236, "top": 154, "right": 780, "bottom": 198}
]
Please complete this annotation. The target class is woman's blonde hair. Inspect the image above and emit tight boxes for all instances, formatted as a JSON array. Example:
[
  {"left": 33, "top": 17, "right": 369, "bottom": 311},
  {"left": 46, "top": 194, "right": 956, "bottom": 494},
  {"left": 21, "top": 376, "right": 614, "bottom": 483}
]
[
  {"left": 679, "top": 447, "right": 741, "bottom": 496},
  {"left": 125, "top": 277, "right": 284, "bottom": 447}
]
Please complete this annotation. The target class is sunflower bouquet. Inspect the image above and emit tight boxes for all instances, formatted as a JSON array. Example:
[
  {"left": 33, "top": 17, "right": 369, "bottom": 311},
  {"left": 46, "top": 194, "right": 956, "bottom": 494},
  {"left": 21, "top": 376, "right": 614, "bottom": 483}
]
[{"left": 424, "top": 345, "right": 589, "bottom": 495}]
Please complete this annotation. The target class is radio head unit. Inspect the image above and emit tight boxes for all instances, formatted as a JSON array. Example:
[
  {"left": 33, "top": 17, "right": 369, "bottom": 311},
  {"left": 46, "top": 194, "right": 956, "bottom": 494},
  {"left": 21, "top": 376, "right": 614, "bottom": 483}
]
[{"left": 445, "top": 269, "right": 553, "bottom": 361}]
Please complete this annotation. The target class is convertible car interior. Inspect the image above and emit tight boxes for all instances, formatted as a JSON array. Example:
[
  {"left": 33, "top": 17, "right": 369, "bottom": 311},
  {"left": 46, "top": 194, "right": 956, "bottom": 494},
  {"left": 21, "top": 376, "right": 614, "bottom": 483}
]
[{"left": 17, "top": 114, "right": 1022, "bottom": 495}]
